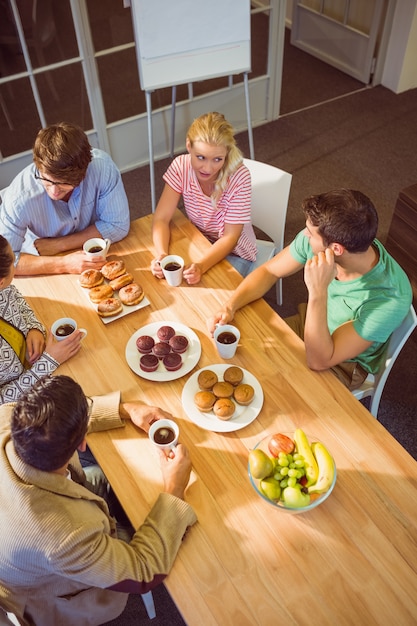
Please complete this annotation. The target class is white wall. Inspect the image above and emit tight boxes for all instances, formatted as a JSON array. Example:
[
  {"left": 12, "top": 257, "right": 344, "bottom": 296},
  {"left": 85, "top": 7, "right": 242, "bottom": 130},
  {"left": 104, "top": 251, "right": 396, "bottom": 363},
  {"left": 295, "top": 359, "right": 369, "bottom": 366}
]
[{"left": 382, "top": 0, "right": 417, "bottom": 93}]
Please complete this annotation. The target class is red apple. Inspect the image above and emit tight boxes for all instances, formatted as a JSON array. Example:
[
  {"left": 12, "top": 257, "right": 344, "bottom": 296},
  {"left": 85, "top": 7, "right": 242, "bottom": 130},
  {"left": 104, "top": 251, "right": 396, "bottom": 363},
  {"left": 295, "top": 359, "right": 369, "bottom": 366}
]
[{"left": 267, "top": 433, "right": 295, "bottom": 457}]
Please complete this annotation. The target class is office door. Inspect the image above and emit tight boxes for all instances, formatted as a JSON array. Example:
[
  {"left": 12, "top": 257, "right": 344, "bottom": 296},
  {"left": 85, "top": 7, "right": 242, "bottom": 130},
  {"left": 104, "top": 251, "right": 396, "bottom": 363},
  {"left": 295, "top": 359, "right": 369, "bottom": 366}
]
[{"left": 290, "top": 0, "right": 387, "bottom": 84}]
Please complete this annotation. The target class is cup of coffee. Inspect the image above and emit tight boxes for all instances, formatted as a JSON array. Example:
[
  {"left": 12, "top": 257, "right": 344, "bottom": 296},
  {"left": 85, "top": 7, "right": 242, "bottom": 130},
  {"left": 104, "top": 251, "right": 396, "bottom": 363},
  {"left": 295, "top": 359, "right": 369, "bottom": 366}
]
[
  {"left": 51, "top": 317, "right": 87, "bottom": 342},
  {"left": 83, "top": 237, "right": 111, "bottom": 260},
  {"left": 214, "top": 324, "right": 240, "bottom": 359},
  {"left": 160, "top": 255, "right": 184, "bottom": 287},
  {"left": 149, "top": 418, "right": 179, "bottom": 451}
]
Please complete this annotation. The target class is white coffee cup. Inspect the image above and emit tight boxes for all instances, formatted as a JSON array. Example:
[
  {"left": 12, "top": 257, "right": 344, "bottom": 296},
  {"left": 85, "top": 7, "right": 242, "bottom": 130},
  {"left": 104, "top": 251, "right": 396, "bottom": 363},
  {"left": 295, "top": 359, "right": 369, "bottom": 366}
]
[
  {"left": 160, "top": 255, "right": 184, "bottom": 287},
  {"left": 51, "top": 317, "right": 87, "bottom": 342},
  {"left": 83, "top": 237, "right": 111, "bottom": 260},
  {"left": 149, "top": 418, "right": 179, "bottom": 451},
  {"left": 214, "top": 324, "right": 240, "bottom": 359}
]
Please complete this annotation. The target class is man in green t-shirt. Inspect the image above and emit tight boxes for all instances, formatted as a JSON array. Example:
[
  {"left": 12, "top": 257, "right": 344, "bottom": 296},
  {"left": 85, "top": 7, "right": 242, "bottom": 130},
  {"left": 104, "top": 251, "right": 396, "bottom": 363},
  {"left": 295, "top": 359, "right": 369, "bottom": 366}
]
[{"left": 209, "top": 189, "right": 412, "bottom": 389}]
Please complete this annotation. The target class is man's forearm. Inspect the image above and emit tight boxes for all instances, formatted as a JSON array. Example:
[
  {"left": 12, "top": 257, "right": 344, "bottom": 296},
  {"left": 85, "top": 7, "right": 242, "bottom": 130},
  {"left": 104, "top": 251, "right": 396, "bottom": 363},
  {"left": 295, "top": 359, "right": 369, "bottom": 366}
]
[
  {"left": 303, "top": 295, "right": 334, "bottom": 370},
  {"left": 15, "top": 253, "right": 71, "bottom": 276}
]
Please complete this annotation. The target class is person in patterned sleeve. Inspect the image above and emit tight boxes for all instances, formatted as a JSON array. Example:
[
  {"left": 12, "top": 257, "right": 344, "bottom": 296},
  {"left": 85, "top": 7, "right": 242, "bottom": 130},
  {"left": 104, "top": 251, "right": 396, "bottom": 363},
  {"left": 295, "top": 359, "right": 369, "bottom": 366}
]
[
  {"left": 151, "top": 111, "right": 257, "bottom": 283},
  {"left": 0, "top": 235, "right": 82, "bottom": 403}
]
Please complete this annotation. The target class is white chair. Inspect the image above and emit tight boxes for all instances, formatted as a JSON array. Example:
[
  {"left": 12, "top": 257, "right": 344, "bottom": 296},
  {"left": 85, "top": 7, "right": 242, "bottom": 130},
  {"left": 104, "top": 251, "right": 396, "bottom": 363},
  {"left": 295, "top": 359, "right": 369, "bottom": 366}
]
[
  {"left": 243, "top": 158, "right": 292, "bottom": 305},
  {"left": 353, "top": 305, "right": 417, "bottom": 418}
]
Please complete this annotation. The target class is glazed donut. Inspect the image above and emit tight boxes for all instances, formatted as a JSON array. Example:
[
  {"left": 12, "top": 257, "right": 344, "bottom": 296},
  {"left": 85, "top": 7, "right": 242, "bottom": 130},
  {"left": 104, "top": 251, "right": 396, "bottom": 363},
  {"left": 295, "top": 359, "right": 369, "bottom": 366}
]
[
  {"left": 97, "top": 297, "right": 123, "bottom": 317},
  {"left": 109, "top": 273, "right": 133, "bottom": 291},
  {"left": 89, "top": 283, "right": 113, "bottom": 304},
  {"left": 80, "top": 269, "right": 104, "bottom": 288},
  {"left": 101, "top": 259, "right": 126, "bottom": 281},
  {"left": 119, "top": 282, "right": 144, "bottom": 305}
]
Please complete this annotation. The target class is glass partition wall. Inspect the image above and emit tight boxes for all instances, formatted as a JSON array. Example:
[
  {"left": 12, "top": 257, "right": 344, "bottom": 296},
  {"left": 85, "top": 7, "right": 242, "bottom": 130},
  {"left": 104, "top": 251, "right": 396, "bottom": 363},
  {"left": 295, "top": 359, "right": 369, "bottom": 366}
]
[{"left": 0, "top": 0, "right": 284, "bottom": 187}]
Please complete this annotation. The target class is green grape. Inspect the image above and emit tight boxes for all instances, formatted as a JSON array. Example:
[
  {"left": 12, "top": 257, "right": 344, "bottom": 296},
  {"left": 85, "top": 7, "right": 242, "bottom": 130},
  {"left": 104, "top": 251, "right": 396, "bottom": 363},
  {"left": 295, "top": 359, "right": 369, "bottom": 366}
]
[
  {"left": 294, "top": 459, "right": 305, "bottom": 468},
  {"left": 288, "top": 468, "right": 298, "bottom": 478},
  {"left": 287, "top": 454, "right": 293, "bottom": 464},
  {"left": 295, "top": 470, "right": 303, "bottom": 479},
  {"left": 293, "top": 453, "right": 304, "bottom": 461},
  {"left": 278, "top": 457, "right": 289, "bottom": 467},
  {"left": 273, "top": 472, "right": 281, "bottom": 481},
  {"left": 289, "top": 462, "right": 296, "bottom": 469},
  {"left": 280, "top": 478, "right": 289, "bottom": 488},
  {"left": 287, "top": 477, "right": 297, "bottom": 487},
  {"left": 280, "top": 466, "right": 289, "bottom": 477}
]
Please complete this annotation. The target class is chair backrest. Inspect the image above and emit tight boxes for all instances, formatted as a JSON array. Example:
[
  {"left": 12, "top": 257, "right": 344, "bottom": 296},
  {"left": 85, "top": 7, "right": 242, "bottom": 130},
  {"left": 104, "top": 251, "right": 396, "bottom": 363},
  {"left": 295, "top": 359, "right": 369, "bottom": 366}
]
[
  {"left": 376, "top": 305, "right": 417, "bottom": 385},
  {"left": 243, "top": 158, "right": 292, "bottom": 251},
  {"left": 355, "top": 305, "right": 417, "bottom": 416}
]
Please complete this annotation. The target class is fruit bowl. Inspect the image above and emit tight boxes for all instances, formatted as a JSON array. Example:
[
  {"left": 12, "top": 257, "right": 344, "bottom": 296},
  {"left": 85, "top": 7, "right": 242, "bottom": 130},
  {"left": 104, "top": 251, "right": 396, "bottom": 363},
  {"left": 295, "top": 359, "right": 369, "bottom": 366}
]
[{"left": 248, "top": 431, "right": 337, "bottom": 514}]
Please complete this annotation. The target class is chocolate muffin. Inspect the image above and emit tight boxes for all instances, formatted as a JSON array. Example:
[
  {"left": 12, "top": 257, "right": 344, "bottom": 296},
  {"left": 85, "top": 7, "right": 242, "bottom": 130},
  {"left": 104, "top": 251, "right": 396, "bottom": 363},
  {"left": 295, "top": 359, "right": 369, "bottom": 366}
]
[
  {"left": 157, "top": 325, "right": 176, "bottom": 343},
  {"left": 169, "top": 334, "right": 189, "bottom": 353},
  {"left": 136, "top": 335, "right": 155, "bottom": 354}
]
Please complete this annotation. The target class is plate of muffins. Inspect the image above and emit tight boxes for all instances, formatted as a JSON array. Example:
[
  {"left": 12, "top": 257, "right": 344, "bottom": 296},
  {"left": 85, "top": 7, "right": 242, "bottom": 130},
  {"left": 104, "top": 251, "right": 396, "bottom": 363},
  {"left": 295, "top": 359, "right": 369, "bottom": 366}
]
[
  {"left": 125, "top": 321, "right": 202, "bottom": 381},
  {"left": 181, "top": 364, "right": 264, "bottom": 432}
]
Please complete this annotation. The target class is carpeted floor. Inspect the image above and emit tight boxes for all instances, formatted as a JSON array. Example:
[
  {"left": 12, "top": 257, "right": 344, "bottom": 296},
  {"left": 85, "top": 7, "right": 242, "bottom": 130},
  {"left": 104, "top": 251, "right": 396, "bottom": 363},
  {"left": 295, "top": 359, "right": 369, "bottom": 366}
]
[{"left": 105, "top": 30, "right": 417, "bottom": 626}]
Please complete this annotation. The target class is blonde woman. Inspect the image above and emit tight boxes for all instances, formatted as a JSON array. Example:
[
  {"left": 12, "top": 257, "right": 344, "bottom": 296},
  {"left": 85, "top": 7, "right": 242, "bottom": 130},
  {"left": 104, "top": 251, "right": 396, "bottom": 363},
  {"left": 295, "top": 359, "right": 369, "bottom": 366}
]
[{"left": 151, "top": 112, "right": 257, "bottom": 284}]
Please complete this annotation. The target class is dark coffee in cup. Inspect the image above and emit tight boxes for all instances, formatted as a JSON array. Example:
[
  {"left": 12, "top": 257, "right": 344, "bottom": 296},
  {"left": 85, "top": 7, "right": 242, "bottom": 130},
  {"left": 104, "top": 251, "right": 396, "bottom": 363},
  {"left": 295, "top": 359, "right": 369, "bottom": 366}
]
[
  {"left": 56, "top": 324, "right": 75, "bottom": 337},
  {"left": 164, "top": 262, "right": 181, "bottom": 271},
  {"left": 217, "top": 331, "right": 237, "bottom": 345},
  {"left": 153, "top": 426, "right": 176, "bottom": 445},
  {"left": 88, "top": 245, "right": 104, "bottom": 253}
]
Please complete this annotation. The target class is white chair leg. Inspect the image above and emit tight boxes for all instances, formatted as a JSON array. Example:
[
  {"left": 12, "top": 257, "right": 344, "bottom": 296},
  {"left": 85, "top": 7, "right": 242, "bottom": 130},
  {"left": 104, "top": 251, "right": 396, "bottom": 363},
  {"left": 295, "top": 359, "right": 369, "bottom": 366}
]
[{"left": 141, "top": 591, "right": 156, "bottom": 619}]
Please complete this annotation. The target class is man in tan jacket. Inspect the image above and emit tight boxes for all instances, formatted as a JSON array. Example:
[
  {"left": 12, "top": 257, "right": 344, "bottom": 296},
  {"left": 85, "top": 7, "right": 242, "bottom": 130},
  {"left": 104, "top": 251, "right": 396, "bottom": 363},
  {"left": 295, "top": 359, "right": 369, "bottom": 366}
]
[{"left": 0, "top": 375, "right": 197, "bottom": 626}]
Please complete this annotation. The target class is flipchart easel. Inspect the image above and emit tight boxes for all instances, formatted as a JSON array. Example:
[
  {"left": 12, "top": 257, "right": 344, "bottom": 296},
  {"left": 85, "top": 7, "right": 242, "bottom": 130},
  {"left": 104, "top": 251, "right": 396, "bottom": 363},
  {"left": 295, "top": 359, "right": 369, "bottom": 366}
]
[{"left": 128, "top": 0, "right": 254, "bottom": 212}]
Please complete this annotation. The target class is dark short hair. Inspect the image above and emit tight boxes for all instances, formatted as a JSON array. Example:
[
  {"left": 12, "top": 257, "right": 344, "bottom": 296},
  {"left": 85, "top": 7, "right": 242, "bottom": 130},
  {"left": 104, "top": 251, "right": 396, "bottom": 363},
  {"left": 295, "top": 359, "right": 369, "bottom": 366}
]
[
  {"left": 33, "top": 122, "right": 92, "bottom": 186},
  {"left": 11, "top": 376, "right": 90, "bottom": 471},
  {"left": 0, "top": 235, "right": 13, "bottom": 279},
  {"left": 302, "top": 189, "right": 378, "bottom": 253}
]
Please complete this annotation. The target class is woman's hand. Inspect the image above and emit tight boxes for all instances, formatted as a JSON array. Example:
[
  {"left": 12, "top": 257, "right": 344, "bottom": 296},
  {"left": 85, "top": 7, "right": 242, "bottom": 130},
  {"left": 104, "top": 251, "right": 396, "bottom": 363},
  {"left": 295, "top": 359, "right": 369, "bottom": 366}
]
[
  {"left": 183, "top": 262, "right": 203, "bottom": 285},
  {"left": 26, "top": 329, "right": 46, "bottom": 364},
  {"left": 44, "top": 330, "right": 83, "bottom": 364},
  {"left": 150, "top": 254, "right": 165, "bottom": 278}
]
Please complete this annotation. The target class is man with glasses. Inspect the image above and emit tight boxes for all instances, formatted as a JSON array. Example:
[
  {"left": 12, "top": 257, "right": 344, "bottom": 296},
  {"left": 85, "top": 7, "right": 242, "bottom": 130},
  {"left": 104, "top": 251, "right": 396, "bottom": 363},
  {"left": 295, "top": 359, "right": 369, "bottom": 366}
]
[
  {"left": 0, "top": 122, "right": 130, "bottom": 276},
  {"left": 0, "top": 375, "right": 196, "bottom": 625}
]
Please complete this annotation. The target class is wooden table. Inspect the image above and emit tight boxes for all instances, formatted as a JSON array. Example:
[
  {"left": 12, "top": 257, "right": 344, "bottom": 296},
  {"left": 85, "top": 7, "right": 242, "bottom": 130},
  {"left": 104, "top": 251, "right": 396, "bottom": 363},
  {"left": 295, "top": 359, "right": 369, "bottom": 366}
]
[{"left": 15, "top": 210, "right": 417, "bottom": 625}]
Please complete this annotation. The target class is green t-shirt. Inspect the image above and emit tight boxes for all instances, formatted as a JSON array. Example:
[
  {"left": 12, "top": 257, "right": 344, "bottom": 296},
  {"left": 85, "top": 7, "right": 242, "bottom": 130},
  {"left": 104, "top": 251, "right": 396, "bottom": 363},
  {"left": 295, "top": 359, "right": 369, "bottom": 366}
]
[{"left": 289, "top": 232, "right": 412, "bottom": 373}]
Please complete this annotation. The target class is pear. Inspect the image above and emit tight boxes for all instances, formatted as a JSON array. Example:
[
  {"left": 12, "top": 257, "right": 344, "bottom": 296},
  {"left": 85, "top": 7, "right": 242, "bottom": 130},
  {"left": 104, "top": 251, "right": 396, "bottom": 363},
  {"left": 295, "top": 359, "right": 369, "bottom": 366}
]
[
  {"left": 249, "top": 449, "right": 274, "bottom": 480},
  {"left": 260, "top": 476, "right": 282, "bottom": 501},
  {"left": 282, "top": 485, "right": 311, "bottom": 508}
]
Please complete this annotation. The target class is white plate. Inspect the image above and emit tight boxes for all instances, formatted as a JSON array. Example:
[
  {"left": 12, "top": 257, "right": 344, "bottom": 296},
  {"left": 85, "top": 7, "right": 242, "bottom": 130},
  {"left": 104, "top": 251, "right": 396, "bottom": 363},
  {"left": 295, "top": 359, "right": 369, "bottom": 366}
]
[
  {"left": 125, "top": 321, "right": 201, "bottom": 381},
  {"left": 79, "top": 279, "right": 150, "bottom": 324},
  {"left": 181, "top": 364, "right": 264, "bottom": 432}
]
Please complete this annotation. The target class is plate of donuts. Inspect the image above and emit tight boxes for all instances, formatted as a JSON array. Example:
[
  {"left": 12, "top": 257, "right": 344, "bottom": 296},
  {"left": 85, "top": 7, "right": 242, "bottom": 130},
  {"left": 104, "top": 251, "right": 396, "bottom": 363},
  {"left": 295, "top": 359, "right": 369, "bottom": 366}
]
[
  {"left": 125, "top": 321, "right": 202, "bottom": 381},
  {"left": 181, "top": 364, "right": 263, "bottom": 432},
  {"left": 79, "top": 261, "right": 150, "bottom": 323}
]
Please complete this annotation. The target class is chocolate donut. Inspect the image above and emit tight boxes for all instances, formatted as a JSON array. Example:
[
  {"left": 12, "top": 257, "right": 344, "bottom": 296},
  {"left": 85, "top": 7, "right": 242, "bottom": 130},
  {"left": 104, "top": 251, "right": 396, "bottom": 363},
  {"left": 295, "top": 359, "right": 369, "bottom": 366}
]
[
  {"left": 163, "top": 352, "right": 182, "bottom": 371},
  {"left": 136, "top": 335, "right": 155, "bottom": 354},
  {"left": 153, "top": 342, "right": 171, "bottom": 359},
  {"left": 139, "top": 354, "right": 159, "bottom": 372},
  {"left": 157, "top": 325, "right": 175, "bottom": 343},
  {"left": 169, "top": 334, "right": 189, "bottom": 353}
]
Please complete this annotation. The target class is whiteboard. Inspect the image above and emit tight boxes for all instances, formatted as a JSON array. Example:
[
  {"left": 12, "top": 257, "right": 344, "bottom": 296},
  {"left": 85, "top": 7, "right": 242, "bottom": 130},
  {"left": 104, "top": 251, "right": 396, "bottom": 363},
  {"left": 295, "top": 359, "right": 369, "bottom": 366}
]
[{"left": 130, "top": 0, "right": 251, "bottom": 91}]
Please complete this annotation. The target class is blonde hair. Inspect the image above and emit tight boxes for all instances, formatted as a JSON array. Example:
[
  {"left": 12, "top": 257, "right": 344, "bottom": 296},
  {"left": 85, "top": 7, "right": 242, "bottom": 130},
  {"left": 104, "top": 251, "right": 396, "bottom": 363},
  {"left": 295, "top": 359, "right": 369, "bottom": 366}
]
[{"left": 186, "top": 112, "right": 243, "bottom": 205}]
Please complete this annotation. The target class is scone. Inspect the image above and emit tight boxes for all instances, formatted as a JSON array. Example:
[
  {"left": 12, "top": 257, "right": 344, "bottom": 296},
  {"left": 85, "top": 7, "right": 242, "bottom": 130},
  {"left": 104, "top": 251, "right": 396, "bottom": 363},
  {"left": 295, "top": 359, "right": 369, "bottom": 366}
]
[
  {"left": 213, "top": 397, "right": 235, "bottom": 420},
  {"left": 234, "top": 383, "right": 255, "bottom": 406},
  {"left": 194, "top": 391, "right": 216, "bottom": 412},
  {"left": 223, "top": 366, "right": 244, "bottom": 387},
  {"left": 212, "top": 381, "right": 234, "bottom": 398},
  {"left": 197, "top": 369, "right": 218, "bottom": 390}
]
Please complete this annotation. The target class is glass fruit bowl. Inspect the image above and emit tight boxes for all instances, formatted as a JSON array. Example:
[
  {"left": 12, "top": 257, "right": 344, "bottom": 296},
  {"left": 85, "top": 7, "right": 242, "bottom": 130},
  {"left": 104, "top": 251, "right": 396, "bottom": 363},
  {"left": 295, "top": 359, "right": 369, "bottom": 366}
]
[{"left": 248, "top": 431, "right": 337, "bottom": 514}]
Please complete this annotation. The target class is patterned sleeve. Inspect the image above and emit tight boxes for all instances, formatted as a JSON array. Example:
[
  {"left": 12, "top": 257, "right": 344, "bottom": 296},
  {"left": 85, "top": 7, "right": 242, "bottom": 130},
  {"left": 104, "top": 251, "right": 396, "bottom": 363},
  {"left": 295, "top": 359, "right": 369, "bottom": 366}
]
[
  {"left": 12, "top": 286, "right": 45, "bottom": 336},
  {"left": 0, "top": 352, "right": 59, "bottom": 404}
]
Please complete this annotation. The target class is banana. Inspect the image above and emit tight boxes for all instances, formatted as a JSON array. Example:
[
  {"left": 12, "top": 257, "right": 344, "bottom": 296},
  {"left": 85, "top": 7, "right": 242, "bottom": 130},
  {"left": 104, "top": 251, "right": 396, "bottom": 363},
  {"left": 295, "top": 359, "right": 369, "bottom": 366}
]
[
  {"left": 293, "top": 428, "right": 318, "bottom": 486},
  {"left": 308, "top": 442, "right": 335, "bottom": 494}
]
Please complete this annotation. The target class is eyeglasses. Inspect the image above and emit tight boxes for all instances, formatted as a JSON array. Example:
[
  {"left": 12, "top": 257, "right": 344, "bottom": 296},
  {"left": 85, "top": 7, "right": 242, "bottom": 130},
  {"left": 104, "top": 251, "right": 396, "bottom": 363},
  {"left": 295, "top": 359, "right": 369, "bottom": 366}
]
[{"left": 34, "top": 169, "right": 75, "bottom": 189}]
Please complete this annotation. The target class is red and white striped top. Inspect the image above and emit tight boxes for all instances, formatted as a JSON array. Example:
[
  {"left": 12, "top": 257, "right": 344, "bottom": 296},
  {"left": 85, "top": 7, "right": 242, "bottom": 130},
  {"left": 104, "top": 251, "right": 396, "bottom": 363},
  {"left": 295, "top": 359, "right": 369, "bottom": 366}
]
[{"left": 163, "top": 154, "right": 257, "bottom": 261}]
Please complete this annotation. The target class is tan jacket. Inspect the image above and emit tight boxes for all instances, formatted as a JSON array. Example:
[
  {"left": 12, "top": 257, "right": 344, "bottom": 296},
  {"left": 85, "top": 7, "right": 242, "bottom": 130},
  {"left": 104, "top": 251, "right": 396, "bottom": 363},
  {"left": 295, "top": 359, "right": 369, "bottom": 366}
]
[{"left": 0, "top": 392, "right": 197, "bottom": 626}]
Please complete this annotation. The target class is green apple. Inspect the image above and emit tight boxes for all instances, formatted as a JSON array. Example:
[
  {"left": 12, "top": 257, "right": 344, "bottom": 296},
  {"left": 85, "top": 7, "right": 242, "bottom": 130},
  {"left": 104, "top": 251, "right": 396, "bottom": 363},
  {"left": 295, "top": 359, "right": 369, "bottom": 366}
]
[
  {"left": 249, "top": 449, "right": 274, "bottom": 480},
  {"left": 282, "top": 485, "right": 311, "bottom": 508},
  {"left": 260, "top": 476, "right": 281, "bottom": 501}
]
